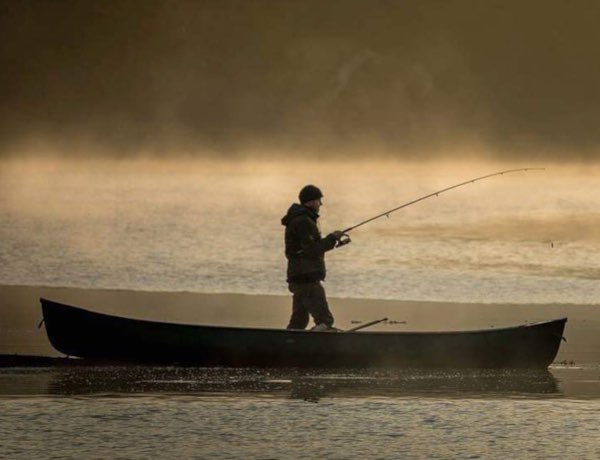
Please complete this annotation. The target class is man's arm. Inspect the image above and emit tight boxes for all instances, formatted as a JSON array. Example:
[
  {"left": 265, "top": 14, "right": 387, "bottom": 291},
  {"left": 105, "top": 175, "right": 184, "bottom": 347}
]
[{"left": 294, "top": 218, "right": 337, "bottom": 257}]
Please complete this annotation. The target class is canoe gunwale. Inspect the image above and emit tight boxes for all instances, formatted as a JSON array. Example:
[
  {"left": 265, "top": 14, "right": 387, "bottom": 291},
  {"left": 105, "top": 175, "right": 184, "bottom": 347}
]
[{"left": 39, "top": 297, "right": 567, "bottom": 336}]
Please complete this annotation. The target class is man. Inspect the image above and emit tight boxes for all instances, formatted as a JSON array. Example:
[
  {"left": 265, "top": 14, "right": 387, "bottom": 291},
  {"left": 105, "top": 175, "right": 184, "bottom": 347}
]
[{"left": 281, "top": 184, "right": 346, "bottom": 331}]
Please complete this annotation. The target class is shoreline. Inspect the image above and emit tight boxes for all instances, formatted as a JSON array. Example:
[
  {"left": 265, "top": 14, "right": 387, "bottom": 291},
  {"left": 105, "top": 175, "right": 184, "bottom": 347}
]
[{"left": 1, "top": 284, "right": 598, "bottom": 362}]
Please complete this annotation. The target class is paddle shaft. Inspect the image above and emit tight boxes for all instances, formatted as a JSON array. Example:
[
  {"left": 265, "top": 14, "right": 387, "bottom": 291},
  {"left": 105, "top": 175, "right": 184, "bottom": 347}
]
[
  {"left": 342, "top": 168, "right": 545, "bottom": 234},
  {"left": 345, "top": 317, "right": 388, "bottom": 332}
]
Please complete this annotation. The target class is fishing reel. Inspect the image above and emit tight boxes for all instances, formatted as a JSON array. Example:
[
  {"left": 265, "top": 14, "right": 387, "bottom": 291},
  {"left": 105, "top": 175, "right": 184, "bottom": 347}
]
[{"left": 336, "top": 233, "right": 352, "bottom": 248}]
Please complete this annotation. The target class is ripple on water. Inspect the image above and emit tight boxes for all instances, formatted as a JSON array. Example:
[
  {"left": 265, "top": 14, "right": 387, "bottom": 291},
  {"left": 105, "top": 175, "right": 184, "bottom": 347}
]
[
  {"left": 1, "top": 396, "right": 599, "bottom": 459},
  {"left": 1, "top": 366, "right": 599, "bottom": 458}
]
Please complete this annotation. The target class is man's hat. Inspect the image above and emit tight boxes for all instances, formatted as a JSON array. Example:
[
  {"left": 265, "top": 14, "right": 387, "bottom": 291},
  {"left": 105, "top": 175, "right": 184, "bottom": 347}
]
[{"left": 299, "top": 184, "right": 323, "bottom": 204}]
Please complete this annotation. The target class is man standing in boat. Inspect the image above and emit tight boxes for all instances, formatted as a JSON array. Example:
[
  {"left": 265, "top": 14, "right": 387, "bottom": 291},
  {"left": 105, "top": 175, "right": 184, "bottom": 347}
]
[{"left": 281, "top": 185, "right": 346, "bottom": 331}]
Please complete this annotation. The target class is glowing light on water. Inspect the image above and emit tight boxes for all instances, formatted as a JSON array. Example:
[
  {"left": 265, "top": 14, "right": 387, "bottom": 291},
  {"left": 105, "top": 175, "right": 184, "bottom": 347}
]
[{"left": 1, "top": 157, "right": 599, "bottom": 304}]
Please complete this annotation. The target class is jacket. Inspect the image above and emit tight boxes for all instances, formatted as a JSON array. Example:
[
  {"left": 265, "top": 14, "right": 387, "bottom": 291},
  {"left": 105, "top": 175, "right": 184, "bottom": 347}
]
[{"left": 281, "top": 203, "right": 337, "bottom": 283}]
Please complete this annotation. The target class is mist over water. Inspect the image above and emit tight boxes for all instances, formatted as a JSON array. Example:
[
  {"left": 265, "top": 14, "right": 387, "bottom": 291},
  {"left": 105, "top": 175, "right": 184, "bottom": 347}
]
[
  {"left": 1, "top": 157, "right": 598, "bottom": 304},
  {"left": 1, "top": 2, "right": 599, "bottom": 300},
  {"left": 1, "top": 1, "right": 600, "bottom": 158}
]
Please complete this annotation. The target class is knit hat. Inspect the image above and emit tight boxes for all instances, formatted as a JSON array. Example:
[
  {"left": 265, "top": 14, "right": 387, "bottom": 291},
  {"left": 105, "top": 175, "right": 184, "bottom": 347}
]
[{"left": 299, "top": 184, "right": 323, "bottom": 204}]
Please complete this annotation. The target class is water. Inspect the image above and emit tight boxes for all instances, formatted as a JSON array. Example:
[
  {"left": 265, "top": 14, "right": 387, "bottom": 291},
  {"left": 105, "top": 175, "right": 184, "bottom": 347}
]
[
  {"left": 1, "top": 366, "right": 600, "bottom": 459},
  {"left": 1, "top": 158, "right": 599, "bottom": 304},
  {"left": 2, "top": 157, "right": 599, "bottom": 458},
  {"left": 4, "top": 397, "right": 598, "bottom": 459}
]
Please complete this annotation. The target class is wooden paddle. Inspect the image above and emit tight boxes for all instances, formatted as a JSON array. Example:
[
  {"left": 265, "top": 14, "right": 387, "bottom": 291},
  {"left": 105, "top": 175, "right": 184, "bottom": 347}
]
[{"left": 344, "top": 317, "right": 389, "bottom": 332}]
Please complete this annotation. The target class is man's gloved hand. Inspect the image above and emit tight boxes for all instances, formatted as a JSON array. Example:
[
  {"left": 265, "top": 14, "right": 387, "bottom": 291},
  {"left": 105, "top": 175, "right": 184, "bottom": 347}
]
[
  {"left": 332, "top": 230, "right": 345, "bottom": 240},
  {"left": 331, "top": 230, "right": 351, "bottom": 247}
]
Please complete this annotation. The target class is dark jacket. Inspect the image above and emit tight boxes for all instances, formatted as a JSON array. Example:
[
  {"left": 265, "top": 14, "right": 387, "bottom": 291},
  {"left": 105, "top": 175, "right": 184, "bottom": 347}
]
[{"left": 281, "top": 203, "right": 337, "bottom": 283}]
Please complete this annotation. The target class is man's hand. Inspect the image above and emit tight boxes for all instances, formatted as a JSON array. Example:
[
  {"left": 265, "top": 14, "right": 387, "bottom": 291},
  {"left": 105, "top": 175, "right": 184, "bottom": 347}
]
[
  {"left": 332, "top": 230, "right": 345, "bottom": 240},
  {"left": 332, "top": 230, "right": 352, "bottom": 247}
]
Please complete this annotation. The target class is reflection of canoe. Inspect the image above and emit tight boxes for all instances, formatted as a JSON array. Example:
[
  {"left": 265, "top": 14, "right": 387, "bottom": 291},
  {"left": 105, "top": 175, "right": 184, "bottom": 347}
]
[
  {"left": 41, "top": 298, "right": 567, "bottom": 369},
  {"left": 43, "top": 367, "right": 559, "bottom": 399}
]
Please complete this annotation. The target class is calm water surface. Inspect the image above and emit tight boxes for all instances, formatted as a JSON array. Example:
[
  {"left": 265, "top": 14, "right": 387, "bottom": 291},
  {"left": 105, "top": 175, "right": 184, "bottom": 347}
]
[
  {"left": 1, "top": 366, "right": 599, "bottom": 459},
  {"left": 1, "top": 158, "right": 599, "bottom": 304}
]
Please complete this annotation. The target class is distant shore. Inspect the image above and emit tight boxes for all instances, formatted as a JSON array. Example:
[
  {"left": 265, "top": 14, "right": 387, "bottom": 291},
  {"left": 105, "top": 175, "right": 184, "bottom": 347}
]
[{"left": 1, "top": 284, "right": 598, "bottom": 362}]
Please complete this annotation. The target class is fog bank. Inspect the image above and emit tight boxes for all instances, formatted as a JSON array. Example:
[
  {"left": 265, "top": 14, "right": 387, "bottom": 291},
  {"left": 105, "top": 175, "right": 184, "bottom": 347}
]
[{"left": 2, "top": 1, "right": 600, "bottom": 159}]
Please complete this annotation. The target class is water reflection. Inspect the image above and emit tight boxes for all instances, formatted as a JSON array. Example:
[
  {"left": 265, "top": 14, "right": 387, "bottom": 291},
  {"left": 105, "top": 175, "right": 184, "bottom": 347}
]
[
  {"left": 0, "top": 367, "right": 566, "bottom": 400},
  {"left": 286, "top": 370, "right": 560, "bottom": 402}
]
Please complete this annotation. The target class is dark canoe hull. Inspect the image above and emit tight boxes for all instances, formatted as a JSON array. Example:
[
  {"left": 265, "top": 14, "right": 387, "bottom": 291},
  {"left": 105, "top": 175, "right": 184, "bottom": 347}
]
[{"left": 40, "top": 298, "right": 567, "bottom": 369}]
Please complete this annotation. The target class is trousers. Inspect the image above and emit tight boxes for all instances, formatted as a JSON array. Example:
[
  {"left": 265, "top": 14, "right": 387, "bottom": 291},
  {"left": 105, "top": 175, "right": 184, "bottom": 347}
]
[{"left": 286, "top": 281, "right": 334, "bottom": 329}]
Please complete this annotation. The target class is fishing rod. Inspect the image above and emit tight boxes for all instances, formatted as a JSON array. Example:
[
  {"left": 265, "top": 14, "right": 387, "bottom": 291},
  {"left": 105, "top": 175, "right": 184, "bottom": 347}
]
[{"left": 336, "top": 168, "right": 545, "bottom": 246}]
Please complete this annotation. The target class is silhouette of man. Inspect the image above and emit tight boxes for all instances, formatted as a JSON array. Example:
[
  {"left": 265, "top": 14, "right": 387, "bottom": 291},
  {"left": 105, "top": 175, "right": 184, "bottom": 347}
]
[{"left": 281, "top": 185, "right": 345, "bottom": 331}]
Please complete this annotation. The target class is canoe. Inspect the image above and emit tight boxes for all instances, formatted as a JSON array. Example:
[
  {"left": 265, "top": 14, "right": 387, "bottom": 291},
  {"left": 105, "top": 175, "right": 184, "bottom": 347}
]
[{"left": 40, "top": 298, "right": 567, "bottom": 368}]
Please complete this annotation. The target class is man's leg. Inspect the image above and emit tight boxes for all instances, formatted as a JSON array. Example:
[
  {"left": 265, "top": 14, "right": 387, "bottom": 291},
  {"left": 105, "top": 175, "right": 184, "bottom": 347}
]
[
  {"left": 286, "top": 283, "right": 310, "bottom": 329},
  {"left": 304, "top": 282, "right": 334, "bottom": 328}
]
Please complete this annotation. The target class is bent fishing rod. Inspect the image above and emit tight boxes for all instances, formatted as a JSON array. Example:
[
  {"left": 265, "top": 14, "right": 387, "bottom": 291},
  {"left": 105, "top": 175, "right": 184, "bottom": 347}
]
[{"left": 336, "top": 168, "right": 544, "bottom": 246}]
